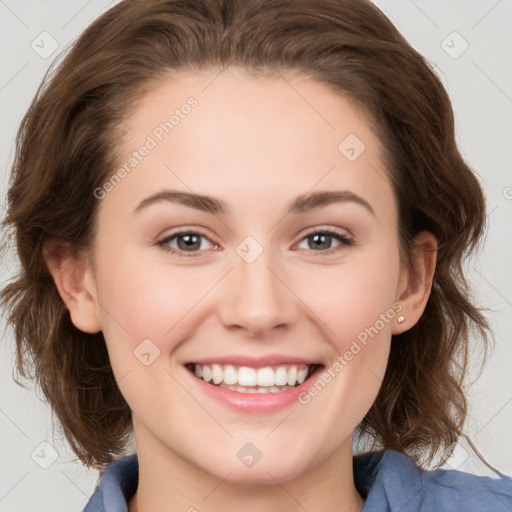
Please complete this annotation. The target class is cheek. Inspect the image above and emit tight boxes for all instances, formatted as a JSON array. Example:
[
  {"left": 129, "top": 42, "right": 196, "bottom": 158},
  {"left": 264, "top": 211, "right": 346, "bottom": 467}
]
[
  {"left": 92, "top": 254, "right": 202, "bottom": 414},
  {"left": 295, "top": 265, "right": 398, "bottom": 447},
  {"left": 300, "top": 252, "right": 401, "bottom": 353},
  {"left": 92, "top": 254, "right": 207, "bottom": 383}
]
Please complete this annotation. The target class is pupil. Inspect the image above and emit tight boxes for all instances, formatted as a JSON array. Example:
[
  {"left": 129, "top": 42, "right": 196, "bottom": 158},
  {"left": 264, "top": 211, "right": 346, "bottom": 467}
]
[
  {"left": 178, "top": 234, "right": 200, "bottom": 251},
  {"left": 309, "top": 233, "right": 331, "bottom": 250}
]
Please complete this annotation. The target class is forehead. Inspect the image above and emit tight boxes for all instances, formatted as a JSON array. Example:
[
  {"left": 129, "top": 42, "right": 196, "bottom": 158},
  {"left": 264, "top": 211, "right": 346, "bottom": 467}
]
[{"left": 104, "top": 67, "right": 395, "bottom": 222}]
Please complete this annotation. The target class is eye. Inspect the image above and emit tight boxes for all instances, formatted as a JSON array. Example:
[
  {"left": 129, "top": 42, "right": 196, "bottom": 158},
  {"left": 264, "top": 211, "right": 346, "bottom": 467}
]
[
  {"left": 295, "top": 228, "right": 353, "bottom": 253},
  {"left": 156, "top": 230, "right": 218, "bottom": 257},
  {"left": 155, "top": 228, "right": 353, "bottom": 257}
]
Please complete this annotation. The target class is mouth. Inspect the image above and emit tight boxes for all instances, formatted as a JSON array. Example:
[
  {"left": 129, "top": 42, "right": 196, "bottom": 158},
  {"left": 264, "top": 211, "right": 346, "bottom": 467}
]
[{"left": 185, "top": 362, "right": 324, "bottom": 394}]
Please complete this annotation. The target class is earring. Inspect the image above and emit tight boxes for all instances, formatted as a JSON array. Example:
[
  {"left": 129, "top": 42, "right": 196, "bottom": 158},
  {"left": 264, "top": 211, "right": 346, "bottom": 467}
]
[{"left": 397, "top": 315, "right": 405, "bottom": 324}]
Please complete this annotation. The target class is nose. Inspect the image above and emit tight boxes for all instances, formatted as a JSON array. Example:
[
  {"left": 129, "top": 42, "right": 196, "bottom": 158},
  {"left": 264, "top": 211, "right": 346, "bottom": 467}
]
[{"left": 217, "top": 247, "right": 299, "bottom": 338}]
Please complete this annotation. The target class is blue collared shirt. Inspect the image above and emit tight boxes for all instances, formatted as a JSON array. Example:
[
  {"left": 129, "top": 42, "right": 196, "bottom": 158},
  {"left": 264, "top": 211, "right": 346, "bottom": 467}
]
[{"left": 83, "top": 449, "right": 512, "bottom": 511}]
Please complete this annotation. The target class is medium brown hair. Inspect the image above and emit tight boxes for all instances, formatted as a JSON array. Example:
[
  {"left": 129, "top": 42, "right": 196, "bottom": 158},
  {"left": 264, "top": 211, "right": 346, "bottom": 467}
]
[{"left": 1, "top": 0, "right": 491, "bottom": 470}]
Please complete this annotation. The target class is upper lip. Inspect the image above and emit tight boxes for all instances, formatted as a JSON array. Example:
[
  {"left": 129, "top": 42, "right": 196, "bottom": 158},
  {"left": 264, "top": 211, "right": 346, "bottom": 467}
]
[{"left": 185, "top": 354, "right": 323, "bottom": 368}]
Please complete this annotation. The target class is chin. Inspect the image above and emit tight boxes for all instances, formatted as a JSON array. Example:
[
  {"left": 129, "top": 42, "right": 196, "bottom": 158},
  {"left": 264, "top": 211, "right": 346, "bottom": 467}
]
[{"left": 195, "top": 446, "right": 313, "bottom": 486}]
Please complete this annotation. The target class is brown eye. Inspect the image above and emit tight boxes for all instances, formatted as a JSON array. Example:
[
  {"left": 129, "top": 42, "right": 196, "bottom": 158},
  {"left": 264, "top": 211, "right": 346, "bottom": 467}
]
[
  {"left": 307, "top": 233, "right": 333, "bottom": 250},
  {"left": 156, "top": 231, "right": 216, "bottom": 256},
  {"left": 296, "top": 230, "right": 353, "bottom": 253},
  {"left": 175, "top": 233, "right": 202, "bottom": 251}
]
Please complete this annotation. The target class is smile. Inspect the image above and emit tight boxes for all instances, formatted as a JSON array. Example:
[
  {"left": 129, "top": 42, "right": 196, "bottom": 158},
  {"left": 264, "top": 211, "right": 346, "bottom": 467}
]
[
  {"left": 185, "top": 362, "right": 322, "bottom": 394},
  {"left": 183, "top": 355, "right": 326, "bottom": 412}
]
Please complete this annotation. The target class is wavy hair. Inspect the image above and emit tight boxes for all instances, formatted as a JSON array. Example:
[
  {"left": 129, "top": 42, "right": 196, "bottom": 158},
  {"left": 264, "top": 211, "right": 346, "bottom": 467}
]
[{"left": 1, "top": 0, "right": 491, "bottom": 469}]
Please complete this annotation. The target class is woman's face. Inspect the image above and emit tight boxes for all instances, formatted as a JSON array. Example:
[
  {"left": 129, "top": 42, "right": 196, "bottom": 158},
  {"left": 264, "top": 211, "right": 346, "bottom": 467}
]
[{"left": 85, "top": 68, "right": 409, "bottom": 483}]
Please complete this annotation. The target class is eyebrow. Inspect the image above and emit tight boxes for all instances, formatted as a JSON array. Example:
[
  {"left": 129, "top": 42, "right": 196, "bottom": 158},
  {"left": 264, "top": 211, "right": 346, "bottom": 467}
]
[
  {"left": 290, "top": 190, "right": 375, "bottom": 216},
  {"left": 133, "top": 190, "right": 226, "bottom": 215},
  {"left": 132, "top": 189, "right": 375, "bottom": 216}
]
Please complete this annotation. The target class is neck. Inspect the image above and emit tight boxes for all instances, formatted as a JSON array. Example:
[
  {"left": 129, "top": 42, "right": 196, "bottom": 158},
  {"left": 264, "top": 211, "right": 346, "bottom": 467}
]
[{"left": 128, "top": 422, "right": 365, "bottom": 512}]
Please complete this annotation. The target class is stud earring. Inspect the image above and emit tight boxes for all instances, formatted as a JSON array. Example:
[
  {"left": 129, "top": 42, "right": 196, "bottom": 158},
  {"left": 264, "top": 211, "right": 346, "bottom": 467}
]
[{"left": 397, "top": 315, "right": 405, "bottom": 324}]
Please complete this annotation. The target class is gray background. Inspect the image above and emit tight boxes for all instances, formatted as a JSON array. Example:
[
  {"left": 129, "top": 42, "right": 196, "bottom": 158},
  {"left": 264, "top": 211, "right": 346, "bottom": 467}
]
[{"left": 1, "top": 1, "right": 511, "bottom": 510}]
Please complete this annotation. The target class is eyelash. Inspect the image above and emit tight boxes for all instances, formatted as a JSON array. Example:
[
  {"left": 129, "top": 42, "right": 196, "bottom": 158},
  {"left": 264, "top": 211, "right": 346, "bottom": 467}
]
[{"left": 156, "top": 228, "right": 354, "bottom": 258}]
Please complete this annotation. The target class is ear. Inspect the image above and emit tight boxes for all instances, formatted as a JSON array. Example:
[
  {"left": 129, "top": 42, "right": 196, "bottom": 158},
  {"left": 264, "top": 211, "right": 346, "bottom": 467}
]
[
  {"left": 392, "top": 231, "right": 437, "bottom": 335},
  {"left": 43, "top": 240, "right": 102, "bottom": 333}
]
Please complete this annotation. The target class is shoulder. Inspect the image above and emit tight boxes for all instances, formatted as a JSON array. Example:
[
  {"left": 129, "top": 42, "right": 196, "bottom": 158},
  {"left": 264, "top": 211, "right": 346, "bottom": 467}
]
[
  {"left": 355, "top": 449, "right": 512, "bottom": 512},
  {"left": 83, "top": 454, "right": 138, "bottom": 512}
]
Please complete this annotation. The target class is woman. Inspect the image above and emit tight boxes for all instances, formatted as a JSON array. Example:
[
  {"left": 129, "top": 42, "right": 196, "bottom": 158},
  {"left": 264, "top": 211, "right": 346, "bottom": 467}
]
[{"left": 2, "top": 0, "right": 511, "bottom": 511}]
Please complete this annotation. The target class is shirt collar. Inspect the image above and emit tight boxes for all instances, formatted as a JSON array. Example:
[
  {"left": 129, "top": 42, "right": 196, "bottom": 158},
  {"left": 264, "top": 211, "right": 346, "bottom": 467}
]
[
  {"left": 354, "top": 450, "right": 425, "bottom": 511},
  {"left": 84, "top": 449, "right": 425, "bottom": 512}
]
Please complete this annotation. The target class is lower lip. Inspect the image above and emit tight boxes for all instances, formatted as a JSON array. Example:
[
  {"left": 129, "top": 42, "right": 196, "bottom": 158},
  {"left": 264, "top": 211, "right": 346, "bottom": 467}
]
[{"left": 185, "top": 365, "right": 325, "bottom": 413}]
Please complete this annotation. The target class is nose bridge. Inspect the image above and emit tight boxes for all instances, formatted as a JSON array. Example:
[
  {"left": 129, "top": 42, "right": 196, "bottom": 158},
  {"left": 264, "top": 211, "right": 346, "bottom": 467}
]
[{"left": 217, "top": 237, "right": 298, "bottom": 336}]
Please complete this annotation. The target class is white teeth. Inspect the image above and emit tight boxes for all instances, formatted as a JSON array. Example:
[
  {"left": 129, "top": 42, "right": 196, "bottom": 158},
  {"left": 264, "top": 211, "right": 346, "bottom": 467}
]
[
  {"left": 256, "top": 367, "right": 275, "bottom": 387},
  {"left": 212, "top": 364, "right": 223, "bottom": 385},
  {"left": 287, "top": 366, "right": 297, "bottom": 386},
  {"left": 274, "top": 366, "right": 288, "bottom": 386},
  {"left": 238, "top": 366, "right": 257, "bottom": 386},
  {"left": 190, "top": 363, "right": 316, "bottom": 390},
  {"left": 202, "top": 365, "right": 212, "bottom": 383},
  {"left": 297, "top": 368, "right": 308, "bottom": 384},
  {"left": 218, "top": 382, "right": 295, "bottom": 393},
  {"left": 223, "top": 365, "right": 238, "bottom": 385}
]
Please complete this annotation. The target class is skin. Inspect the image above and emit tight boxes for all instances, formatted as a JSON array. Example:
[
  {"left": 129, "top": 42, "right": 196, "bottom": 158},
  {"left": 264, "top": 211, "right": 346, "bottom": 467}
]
[{"left": 46, "top": 67, "right": 437, "bottom": 512}]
